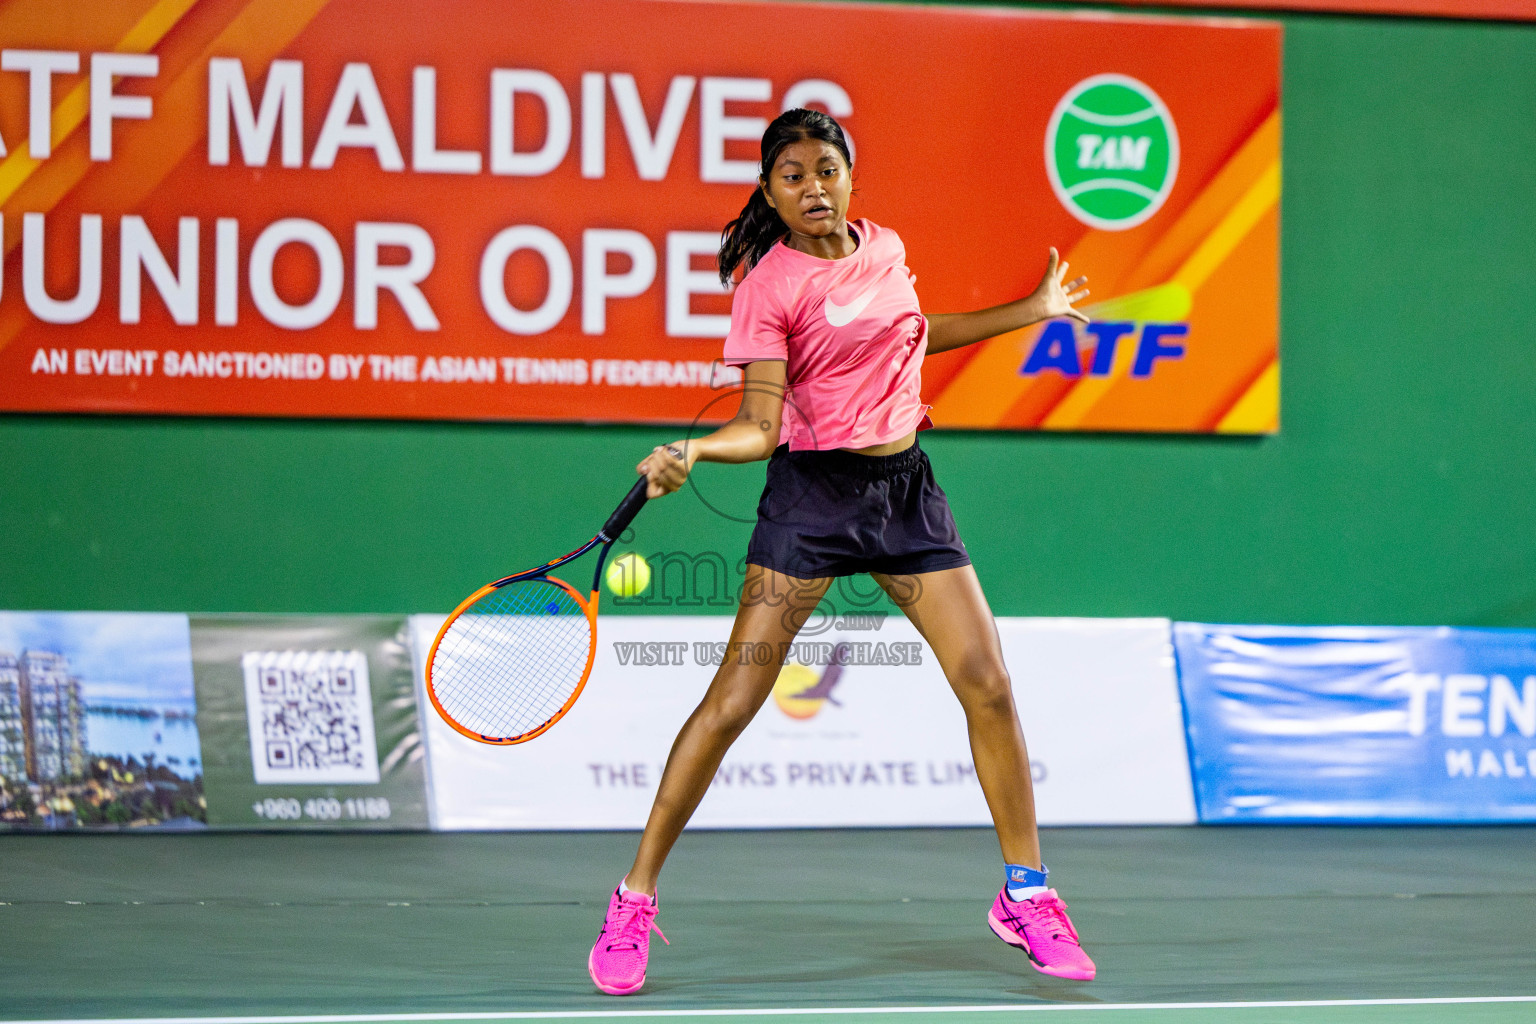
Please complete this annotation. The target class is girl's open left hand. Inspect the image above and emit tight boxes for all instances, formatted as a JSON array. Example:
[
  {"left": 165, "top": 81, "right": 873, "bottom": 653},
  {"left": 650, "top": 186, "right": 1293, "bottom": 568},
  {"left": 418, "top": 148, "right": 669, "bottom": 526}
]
[{"left": 1033, "top": 247, "right": 1090, "bottom": 324}]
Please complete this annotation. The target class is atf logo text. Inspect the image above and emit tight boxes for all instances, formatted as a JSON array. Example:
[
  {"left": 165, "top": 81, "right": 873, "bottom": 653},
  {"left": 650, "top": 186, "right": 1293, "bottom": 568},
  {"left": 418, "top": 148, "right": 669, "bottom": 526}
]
[{"left": 1020, "top": 320, "right": 1188, "bottom": 379}]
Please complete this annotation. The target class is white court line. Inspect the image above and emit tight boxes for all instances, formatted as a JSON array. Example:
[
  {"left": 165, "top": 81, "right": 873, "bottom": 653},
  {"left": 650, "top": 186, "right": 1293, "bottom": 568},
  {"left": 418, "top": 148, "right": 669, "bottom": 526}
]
[{"left": 8, "top": 997, "right": 1536, "bottom": 1024}]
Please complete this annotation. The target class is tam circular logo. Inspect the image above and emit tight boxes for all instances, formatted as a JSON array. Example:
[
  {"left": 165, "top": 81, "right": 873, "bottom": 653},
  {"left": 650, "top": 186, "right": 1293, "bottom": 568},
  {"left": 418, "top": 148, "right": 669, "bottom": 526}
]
[{"left": 1045, "top": 74, "right": 1179, "bottom": 231}]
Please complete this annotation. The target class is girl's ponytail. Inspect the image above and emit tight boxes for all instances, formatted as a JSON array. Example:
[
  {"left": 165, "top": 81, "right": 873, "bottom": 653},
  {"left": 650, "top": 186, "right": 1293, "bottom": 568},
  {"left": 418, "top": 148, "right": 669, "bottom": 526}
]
[{"left": 718, "top": 188, "right": 786, "bottom": 287}]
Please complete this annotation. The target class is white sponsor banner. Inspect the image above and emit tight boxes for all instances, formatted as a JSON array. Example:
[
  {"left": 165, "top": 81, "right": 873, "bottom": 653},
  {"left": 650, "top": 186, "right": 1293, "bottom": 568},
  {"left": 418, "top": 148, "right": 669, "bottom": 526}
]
[{"left": 410, "top": 614, "right": 1194, "bottom": 830}]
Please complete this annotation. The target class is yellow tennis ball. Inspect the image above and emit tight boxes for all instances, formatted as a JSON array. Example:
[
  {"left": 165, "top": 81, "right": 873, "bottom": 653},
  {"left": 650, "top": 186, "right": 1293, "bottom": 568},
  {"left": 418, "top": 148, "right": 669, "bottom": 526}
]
[{"left": 605, "top": 552, "right": 651, "bottom": 598}]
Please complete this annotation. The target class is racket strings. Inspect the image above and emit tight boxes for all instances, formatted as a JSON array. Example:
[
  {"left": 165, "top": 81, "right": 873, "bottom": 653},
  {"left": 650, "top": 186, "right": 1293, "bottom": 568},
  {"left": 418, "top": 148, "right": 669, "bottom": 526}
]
[
  {"left": 430, "top": 578, "right": 594, "bottom": 740},
  {"left": 453, "top": 598, "right": 588, "bottom": 733}
]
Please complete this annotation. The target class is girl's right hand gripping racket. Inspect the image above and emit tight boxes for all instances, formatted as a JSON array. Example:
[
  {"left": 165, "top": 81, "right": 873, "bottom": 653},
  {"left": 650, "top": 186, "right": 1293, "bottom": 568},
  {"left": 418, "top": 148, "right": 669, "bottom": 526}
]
[{"left": 425, "top": 473, "right": 656, "bottom": 745}]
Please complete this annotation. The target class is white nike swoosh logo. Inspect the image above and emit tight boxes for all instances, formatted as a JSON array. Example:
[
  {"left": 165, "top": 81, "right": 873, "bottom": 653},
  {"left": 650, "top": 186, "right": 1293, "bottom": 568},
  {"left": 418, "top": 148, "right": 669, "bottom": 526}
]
[{"left": 824, "top": 284, "right": 881, "bottom": 327}]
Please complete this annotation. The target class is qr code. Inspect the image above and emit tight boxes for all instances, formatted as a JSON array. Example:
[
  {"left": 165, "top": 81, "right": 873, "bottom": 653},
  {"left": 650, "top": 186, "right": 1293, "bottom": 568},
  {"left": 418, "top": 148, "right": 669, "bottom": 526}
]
[{"left": 240, "top": 650, "right": 381, "bottom": 785}]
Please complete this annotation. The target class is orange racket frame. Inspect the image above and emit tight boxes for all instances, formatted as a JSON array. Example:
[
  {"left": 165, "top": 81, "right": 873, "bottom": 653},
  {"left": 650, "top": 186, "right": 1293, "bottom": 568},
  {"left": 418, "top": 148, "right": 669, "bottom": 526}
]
[{"left": 424, "top": 475, "right": 652, "bottom": 744}]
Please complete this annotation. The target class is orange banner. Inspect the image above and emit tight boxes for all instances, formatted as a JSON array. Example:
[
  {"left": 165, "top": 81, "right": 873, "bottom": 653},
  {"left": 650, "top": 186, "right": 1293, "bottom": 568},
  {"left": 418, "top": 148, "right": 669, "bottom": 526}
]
[{"left": 0, "top": 0, "right": 1281, "bottom": 433}]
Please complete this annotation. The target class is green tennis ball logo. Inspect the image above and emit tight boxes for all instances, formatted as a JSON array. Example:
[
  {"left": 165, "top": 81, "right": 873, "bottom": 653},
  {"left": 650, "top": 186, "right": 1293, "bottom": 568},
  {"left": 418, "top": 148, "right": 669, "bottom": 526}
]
[{"left": 1046, "top": 74, "right": 1179, "bottom": 231}]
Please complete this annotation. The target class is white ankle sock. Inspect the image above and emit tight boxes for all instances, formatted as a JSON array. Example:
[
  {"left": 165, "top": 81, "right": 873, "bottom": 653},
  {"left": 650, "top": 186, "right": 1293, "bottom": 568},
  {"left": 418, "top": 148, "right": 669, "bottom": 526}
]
[
  {"left": 1007, "top": 885, "right": 1049, "bottom": 901},
  {"left": 618, "top": 877, "right": 654, "bottom": 902}
]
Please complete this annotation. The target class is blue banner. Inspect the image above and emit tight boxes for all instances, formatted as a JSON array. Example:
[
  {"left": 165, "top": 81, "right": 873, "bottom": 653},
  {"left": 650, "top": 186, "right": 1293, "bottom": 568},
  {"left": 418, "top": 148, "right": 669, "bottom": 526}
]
[{"left": 1175, "top": 624, "right": 1536, "bottom": 822}]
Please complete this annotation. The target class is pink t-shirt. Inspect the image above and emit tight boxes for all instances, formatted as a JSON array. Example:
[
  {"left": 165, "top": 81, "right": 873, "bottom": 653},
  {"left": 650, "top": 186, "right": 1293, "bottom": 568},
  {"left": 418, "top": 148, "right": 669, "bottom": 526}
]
[{"left": 722, "top": 219, "right": 931, "bottom": 451}]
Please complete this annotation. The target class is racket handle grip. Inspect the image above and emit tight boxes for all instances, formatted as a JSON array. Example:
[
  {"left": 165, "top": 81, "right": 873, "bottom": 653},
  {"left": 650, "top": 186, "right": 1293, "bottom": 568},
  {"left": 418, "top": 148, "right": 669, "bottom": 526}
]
[{"left": 600, "top": 477, "right": 651, "bottom": 541}]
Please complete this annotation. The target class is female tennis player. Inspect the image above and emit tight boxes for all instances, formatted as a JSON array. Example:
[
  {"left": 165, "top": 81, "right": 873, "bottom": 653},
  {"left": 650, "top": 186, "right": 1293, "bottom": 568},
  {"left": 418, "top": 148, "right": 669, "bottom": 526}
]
[{"left": 588, "top": 108, "right": 1095, "bottom": 994}]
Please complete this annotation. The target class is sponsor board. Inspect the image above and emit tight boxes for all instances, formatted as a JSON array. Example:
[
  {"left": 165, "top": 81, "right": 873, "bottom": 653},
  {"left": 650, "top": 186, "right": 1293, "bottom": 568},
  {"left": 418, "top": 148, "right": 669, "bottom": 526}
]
[
  {"left": 1175, "top": 623, "right": 1536, "bottom": 822},
  {"left": 0, "top": 611, "right": 202, "bottom": 830},
  {"left": 412, "top": 615, "right": 1194, "bottom": 830},
  {"left": 0, "top": 0, "right": 1279, "bottom": 434},
  {"left": 191, "top": 616, "right": 429, "bottom": 829}
]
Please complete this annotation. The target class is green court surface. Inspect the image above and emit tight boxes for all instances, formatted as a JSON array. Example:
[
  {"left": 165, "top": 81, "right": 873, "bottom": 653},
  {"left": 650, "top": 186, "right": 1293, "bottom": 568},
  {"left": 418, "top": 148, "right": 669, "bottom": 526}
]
[{"left": 3, "top": 827, "right": 1533, "bottom": 1024}]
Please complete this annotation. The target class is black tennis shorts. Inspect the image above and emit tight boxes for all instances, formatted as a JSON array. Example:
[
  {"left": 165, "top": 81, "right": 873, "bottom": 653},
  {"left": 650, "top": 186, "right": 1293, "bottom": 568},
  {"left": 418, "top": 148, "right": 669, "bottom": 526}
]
[{"left": 745, "top": 440, "right": 973, "bottom": 579}]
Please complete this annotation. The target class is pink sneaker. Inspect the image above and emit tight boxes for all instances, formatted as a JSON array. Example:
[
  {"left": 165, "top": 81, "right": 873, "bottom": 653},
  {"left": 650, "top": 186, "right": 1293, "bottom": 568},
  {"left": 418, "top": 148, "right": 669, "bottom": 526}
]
[
  {"left": 987, "top": 888, "right": 1096, "bottom": 981},
  {"left": 588, "top": 887, "right": 668, "bottom": 995}
]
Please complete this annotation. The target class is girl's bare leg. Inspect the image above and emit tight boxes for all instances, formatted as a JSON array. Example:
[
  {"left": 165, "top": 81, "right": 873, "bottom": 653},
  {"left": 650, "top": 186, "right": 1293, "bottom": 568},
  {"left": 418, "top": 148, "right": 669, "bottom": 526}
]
[
  {"left": 624, "top": 564, "right": 831, "bottom": 894},
  {"left": 874, "top": 565, "right": 1040, "bottom": 868}
]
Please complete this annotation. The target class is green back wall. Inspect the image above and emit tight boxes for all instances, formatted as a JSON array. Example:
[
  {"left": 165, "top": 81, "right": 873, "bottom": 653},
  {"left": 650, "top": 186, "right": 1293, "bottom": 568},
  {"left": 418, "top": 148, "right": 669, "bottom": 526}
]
[{"left": 2, "top": 11, "right": 1533, "bottom": 626}]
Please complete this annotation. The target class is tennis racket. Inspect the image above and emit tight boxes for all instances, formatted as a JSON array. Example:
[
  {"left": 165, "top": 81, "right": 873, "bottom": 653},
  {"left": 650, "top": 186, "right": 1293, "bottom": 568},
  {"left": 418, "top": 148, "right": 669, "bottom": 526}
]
[{"left": 424, "top": 463, "right": 667, "bottom": 745}]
